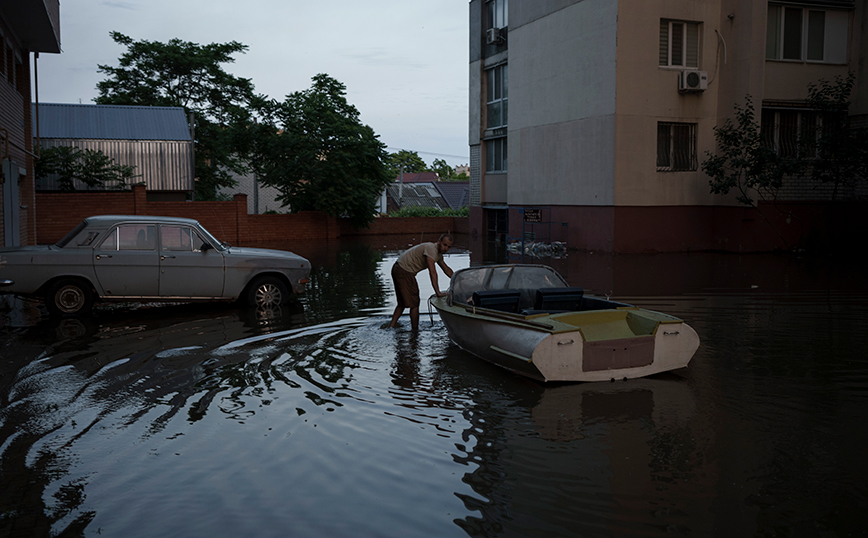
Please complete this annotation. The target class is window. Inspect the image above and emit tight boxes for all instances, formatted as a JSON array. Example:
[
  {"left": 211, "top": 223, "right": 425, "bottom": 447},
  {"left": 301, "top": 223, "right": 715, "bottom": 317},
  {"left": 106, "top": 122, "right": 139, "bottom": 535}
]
[
  {"left": 657, "top": 123, "right": 696, "bottom": 171},
  {"left": 761, "top": 108, "right": 820, "bottom": 158},
  {"left": 486, "top": 64, "right": 508, "bottom": 129},
  {"left": 486, "top": 137, "right": 507, "bottom": 172},
  {"left": 98, "top": 224, "right": 156, "bottom": 251},
  {"left": 487, "top": 0, "right": 508, "bottom": 30},
  {"left": 78, "top": 232, "right": 100, "bottom": 247},
  {"left": 161, "top": 226, "right": 206, "bottom": 252},
  {"left": 659, "top": 20, "right": 700, "bottom": 68},
  {"left": 766, "top": 5, "right": 848, "bottom": 63}
]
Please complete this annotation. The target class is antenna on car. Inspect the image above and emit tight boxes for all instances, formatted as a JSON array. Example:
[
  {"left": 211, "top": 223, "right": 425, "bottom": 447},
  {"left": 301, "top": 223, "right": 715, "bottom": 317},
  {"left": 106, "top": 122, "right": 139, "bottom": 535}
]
[{"left": 209, "top": 206, "right": 229, "bottom": 247}]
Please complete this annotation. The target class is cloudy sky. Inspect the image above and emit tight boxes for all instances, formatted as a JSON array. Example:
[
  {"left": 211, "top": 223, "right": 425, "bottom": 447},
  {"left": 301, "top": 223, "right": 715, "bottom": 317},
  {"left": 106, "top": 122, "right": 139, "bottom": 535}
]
[{"left": 33, "top": 0, "right": 470, "bottom": 167}]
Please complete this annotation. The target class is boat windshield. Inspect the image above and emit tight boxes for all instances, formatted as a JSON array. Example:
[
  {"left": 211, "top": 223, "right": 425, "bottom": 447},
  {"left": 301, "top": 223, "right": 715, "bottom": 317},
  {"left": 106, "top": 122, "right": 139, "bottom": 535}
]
[{"left": 449, "top": 265, "right": 568, "bottom": 305}]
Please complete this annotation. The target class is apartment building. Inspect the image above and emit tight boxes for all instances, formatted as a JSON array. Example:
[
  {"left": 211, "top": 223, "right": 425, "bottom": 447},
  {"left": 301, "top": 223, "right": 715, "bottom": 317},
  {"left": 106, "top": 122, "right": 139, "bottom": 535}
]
[
  {"left": 469, "top": 0, "right": 867, "bottom": 252},
  {"left": 1, "top": 1, "right": 61, "bottom": 246}
]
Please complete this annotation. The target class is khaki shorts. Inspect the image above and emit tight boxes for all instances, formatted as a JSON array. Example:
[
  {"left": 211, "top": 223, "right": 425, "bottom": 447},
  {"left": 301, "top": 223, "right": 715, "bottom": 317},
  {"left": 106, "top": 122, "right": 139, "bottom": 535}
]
[{"left": 392, "top": 263, "right": 420, "bottom": 309}]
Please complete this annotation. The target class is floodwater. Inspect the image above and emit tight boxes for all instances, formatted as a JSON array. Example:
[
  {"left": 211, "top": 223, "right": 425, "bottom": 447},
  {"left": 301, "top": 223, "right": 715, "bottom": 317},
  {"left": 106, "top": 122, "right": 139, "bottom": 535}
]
[{"left": 1, "top": 235, "right": 867, "bottom": 537}]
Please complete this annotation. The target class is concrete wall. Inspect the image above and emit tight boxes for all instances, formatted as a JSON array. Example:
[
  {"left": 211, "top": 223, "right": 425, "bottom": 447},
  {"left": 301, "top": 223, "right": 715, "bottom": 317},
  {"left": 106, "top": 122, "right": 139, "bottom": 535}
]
[{"left": 508, "top": 0, "right": 618, "bottom": 207}]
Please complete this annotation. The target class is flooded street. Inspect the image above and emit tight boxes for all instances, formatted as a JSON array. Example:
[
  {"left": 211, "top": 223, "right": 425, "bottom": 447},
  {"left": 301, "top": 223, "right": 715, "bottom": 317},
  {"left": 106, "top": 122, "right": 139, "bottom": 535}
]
[{"left": 1, "top": 236, "right": 867, "bottom": 537}]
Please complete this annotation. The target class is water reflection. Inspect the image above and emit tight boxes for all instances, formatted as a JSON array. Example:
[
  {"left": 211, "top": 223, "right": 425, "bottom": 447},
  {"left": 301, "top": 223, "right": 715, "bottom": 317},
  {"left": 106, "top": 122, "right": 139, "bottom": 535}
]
[{"left": 1, "top": 238, "right": 867, "bottom": 537}]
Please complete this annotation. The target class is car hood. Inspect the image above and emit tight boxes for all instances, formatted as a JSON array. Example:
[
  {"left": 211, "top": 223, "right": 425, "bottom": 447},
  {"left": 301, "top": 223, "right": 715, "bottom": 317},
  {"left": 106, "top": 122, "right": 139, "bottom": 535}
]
[{"left": 225, "top": 246, "right": 310, "bottom": 267}]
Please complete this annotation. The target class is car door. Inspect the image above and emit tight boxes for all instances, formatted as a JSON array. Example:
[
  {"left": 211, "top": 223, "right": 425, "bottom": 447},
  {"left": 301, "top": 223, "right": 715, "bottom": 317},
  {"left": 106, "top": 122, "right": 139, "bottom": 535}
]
[
  {"left": 93, "top": 223, "right": 160, "bottom": 296},
  {"left": 158, "top": 225, "right": 225, "bottom": 297}
]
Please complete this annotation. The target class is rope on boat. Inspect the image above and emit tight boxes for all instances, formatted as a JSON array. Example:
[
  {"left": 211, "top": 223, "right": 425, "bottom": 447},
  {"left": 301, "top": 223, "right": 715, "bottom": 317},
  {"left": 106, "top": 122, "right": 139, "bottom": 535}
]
[{"left": 427, "top": 295, "right": 436, "bottom": 327}]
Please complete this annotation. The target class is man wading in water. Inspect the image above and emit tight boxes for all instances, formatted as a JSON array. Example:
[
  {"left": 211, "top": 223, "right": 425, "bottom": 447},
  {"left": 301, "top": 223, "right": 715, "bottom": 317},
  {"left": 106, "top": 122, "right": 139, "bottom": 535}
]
[{"left": 385, "top": 233, "right": 454, "bottom": 330}]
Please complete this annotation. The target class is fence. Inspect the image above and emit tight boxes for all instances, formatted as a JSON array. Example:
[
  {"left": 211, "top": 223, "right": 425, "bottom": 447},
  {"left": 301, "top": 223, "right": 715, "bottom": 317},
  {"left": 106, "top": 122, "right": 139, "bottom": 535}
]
[{"left": 35, "top": 185, "right": 466, "bottom": 245}]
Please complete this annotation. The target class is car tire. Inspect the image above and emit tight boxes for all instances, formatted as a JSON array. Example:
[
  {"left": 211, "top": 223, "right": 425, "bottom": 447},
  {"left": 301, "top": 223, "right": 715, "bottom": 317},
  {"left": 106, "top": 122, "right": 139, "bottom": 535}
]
[
  {"left": 246, "top": 276, "right": 289, "bottom": 308},
  {"left": 45, "top": 278, "right": 95, "bottom": 317}
]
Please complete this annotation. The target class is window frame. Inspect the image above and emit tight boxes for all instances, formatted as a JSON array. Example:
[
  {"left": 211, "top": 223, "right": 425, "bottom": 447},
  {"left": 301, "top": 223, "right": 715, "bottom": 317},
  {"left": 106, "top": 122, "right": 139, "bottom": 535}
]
[
  {"left": 485, "top": 137, "right": 508, "bottom": 173},
  {"left": 487, "top": 0, "right": 508, "bottom": 30},
  {"left": 486, "top": 63, "right": 508, "bottom": 130},
  {"left": 97, "top": 224, "right": 156, "bottom": 251},
  {"left": 656, "top": 122, "right": 697, "bottom": 172},
  {"left": 659, "top": 19, "right": 701, "bottom": 69},
  {"left": 160, "top": 225, "right": 207, "bottom": 252},
  {"left": 766, "top": 4, "right": 849, "bottom": 64},
  {"left": 761, "top": 107, "right": 822, "bottom": 159}
]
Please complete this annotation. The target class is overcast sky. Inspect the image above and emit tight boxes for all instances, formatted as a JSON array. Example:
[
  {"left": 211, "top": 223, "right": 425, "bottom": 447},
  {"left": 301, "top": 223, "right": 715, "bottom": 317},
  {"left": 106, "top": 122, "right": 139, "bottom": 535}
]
[{"left": 32, "top": 0, "right": 470, "bottom": 167}]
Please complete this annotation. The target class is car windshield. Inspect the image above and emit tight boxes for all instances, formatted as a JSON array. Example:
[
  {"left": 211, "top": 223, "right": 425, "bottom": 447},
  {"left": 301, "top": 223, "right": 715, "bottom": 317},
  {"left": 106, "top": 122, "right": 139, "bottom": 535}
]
[
  {"left": 55, "top": 220, "right": 88, "bottom": 248},
  {"left": 449, "top": 265, "right": 568, "bottom": 305},
  {"left": 196, "top": 224, "right": 228, "bottom": 251}
]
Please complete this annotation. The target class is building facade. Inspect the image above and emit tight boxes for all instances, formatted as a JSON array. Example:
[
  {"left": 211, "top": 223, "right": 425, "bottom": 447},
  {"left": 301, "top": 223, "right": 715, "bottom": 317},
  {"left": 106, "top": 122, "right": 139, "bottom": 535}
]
[
  {"left": 34, "top": 103, "right": 195, "bottom": 200},
  {"left": 469, "top": 0, "right": 867, "bottom": 252},
  {"left": 1, "top": 0, "right": 61, "bottom": 246}
]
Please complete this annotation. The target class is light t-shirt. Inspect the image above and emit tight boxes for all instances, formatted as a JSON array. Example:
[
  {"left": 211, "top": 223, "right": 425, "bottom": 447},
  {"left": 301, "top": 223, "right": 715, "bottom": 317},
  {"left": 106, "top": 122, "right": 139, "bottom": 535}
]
[{"left": 397, "top": 242, "right": 447, "bottom": 274}]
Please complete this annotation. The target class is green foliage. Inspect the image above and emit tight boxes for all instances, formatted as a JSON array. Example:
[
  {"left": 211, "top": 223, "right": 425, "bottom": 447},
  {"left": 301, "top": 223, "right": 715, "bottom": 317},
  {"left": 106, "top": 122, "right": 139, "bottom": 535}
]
[
  {"left": 35, "top": 146, "right": 138, "bottom": 191},
  {"left": 95, "top": 32, "right": 255, "bottom": 200},
  {"left": 430, "top": 158, "right": 453, "bottom": 180},
  {"left": 386, "top": 150, "right": 427, "bottom": 178},
  {"left": 701, "top": 96, "right": 803, "bottom": 206},
  {"left": 388, "top": 206, "right": 469, "bottom": 217},
  {"left": 248, "top": 74, "right": 391, "bottom": 229},
  {"left": 804, "top": 73, "right": 868, "bottom": 201}
]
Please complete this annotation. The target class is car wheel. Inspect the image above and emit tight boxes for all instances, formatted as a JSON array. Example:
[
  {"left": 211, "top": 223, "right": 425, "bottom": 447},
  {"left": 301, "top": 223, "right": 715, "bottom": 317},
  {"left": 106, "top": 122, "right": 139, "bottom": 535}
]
[
  {"left": 246, "top": 276, "right": 289, "bottom": 308},
  {"left": 45, "top": 279, "right": 94, "bottom": 317}
]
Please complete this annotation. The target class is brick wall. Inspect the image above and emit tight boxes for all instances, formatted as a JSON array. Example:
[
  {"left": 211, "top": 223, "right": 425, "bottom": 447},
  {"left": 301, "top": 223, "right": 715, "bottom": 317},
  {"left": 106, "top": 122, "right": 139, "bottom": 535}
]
[
  {"left": 777, "top": 172, "right": 868, "bottom": 201},
  {"left": 248, "top": 211, "right": 339, "bottom": 244},
  {"left": 340, "top": 216, "right": 459, "bottom": 236},
  {"left": 35, "top": 184, "right": 469, "bottom": 245}
]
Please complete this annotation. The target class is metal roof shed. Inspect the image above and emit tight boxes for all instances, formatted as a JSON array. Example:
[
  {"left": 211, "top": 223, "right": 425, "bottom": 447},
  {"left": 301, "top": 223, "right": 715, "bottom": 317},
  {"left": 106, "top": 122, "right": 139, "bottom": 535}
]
[{"left": 32, "top": 102, "right": 194, "bottom": 194}]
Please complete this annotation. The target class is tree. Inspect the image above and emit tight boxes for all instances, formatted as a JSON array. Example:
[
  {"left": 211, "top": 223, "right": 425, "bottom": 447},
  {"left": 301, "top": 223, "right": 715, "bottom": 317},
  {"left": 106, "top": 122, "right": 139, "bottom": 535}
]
[
  {"left": 94, "top": 32, "right": 255, "bottom": 200},
  {"left": 702, "top": 96, "right": 806, "bottom": 248},
  {"left": 35, "top": 146, "right": 138, "bottom": 191},
  {"left": 249, "top": 74, "right": 391, "bottom": 228},
  {"left": 702, "top": 95, "right": 803, "bottom": 207},
  {"left": 386, "top": 150, "right": 427, "bottom": 178},
  {"left": 804, "top": 72, "right": 868, "bottom": 201},
  {"left": 430, "top": 158, "right": 453, "bottom": 180}
]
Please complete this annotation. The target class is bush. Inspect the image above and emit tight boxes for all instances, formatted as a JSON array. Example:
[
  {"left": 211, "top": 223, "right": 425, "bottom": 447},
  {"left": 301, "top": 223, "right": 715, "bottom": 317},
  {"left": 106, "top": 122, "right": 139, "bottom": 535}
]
[{"left": 388, "top": 206, "right": 469, "bottom": 218}]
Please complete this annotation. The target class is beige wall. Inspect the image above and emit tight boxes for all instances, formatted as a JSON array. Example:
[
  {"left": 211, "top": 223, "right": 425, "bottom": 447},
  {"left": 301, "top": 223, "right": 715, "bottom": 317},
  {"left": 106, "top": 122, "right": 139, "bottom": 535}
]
[
  {"left": 611, "top": 0, "right": 865, "bottom": 208},
  {"left": 613, "top": 0, "right": 724, "bottom": 206}
]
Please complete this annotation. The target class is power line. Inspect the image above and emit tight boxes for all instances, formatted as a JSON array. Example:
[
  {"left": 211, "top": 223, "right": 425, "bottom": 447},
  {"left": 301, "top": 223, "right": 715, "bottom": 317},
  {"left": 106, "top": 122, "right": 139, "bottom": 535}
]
[{"left": 386, "top": 146, "right": 468, "bottom": 161}]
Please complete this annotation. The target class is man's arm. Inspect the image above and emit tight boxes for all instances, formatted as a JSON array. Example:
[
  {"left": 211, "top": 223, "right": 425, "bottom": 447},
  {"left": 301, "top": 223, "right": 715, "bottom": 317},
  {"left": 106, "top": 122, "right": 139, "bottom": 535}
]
[
  {"left": 438, "top": 258, "right": 454, "bottom": 278},
  {"left": 427, "top": 256, "right": 447, "bottom": 297}
]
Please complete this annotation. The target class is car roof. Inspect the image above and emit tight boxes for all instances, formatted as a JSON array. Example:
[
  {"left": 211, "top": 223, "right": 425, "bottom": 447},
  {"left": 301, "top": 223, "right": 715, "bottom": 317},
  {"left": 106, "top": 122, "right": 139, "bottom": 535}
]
[{"left": 83, "top": 215, "right": 201, "bottom": 226}]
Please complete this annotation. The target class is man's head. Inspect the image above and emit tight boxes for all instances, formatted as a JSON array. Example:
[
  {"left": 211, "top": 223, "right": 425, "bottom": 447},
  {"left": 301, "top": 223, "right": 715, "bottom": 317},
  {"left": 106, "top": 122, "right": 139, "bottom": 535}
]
[{"left": 437, "top": 233, "right": 454, "bottom": 254}]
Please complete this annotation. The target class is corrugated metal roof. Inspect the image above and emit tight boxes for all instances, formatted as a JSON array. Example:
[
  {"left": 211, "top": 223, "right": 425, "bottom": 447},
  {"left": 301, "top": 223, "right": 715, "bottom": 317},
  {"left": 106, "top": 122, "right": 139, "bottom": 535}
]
[{"left": 32, "top": 103, "right": 191, "bottom": 141}]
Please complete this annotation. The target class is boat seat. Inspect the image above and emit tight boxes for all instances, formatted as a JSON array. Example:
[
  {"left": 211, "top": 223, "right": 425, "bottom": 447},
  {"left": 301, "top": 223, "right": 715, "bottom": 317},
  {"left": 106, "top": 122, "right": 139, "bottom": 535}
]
[
  {"left": 533, "top": 287, "right": 584, "bottom": 312},
  {"left": 471, "top": 290, "right": 522, "bottom": 313}
]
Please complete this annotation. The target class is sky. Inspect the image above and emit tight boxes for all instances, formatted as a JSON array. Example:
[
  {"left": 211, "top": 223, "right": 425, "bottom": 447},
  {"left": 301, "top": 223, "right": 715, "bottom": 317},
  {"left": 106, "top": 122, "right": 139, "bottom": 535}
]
[{"left": 32, "top": 0, "right": 471, "bottom": 167}]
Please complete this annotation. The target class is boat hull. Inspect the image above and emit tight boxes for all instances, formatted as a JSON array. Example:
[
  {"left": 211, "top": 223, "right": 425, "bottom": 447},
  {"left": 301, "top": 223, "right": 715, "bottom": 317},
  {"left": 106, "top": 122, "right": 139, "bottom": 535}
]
[{"left": 432, "top": 297, "right": 700, "bottom": 383}]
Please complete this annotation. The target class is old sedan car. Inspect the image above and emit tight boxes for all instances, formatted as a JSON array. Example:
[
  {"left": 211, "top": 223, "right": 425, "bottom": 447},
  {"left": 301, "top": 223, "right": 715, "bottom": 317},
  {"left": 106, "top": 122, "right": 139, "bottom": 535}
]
[{"left": 0, "top": 215, "right": 311, "bottom": 316}]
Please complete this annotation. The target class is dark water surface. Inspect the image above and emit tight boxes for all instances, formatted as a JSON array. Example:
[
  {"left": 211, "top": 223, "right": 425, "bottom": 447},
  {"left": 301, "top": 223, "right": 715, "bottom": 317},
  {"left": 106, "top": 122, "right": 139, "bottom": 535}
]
[{"left": 1, "top": 236, "right": 867, "bottom": 537}]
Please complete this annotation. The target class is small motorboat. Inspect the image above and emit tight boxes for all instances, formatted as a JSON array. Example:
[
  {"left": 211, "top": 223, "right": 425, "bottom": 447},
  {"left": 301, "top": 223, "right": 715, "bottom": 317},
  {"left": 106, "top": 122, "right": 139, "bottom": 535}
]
[{"left": 431, "top": 264, "right": 699, "bottom": 382}]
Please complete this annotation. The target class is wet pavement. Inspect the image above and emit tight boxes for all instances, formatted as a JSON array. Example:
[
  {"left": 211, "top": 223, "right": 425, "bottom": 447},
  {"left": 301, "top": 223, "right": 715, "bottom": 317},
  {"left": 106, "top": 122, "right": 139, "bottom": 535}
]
[{"left": 1, "top": 236, "right": 867, "bottom": 537}]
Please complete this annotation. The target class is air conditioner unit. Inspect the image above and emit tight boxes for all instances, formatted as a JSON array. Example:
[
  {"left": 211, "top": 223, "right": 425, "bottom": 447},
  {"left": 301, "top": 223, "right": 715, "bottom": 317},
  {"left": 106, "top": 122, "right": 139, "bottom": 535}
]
[
  {"left": 678, "top": 70, "right": 707, "bottom": 92},
  {"left": 486, "top": 27, "right": 501, "bottom": 44}
]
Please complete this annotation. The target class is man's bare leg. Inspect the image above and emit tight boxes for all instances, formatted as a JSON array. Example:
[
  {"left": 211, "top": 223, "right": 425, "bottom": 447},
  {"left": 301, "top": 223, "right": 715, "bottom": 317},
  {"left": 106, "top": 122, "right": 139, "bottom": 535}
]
[
  {"left": 389, "top": 306, "right": 404, "bottom": 328},
  {"left": 409, "top": 307, "right": 420, "bottom": 331}
]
